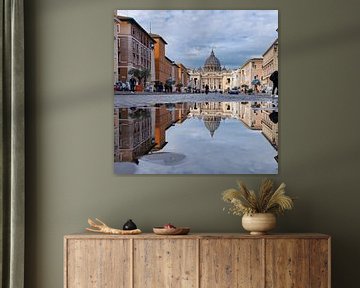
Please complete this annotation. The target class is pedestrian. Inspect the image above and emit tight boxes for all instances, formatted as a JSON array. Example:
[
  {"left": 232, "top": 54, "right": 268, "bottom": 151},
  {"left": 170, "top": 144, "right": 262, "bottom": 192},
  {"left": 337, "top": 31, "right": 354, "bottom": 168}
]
[
  {"left": 269, "top": 70, "right": 278, "bottom": 96},
  {"left": 205, "top": 84, "right": 209, "bottom": 94},
  {"left": 129, "top": 77, "right": 136, "bottom": 92},
  {"left": 253, "top": 76, "right": 259, "bottom": 93}
]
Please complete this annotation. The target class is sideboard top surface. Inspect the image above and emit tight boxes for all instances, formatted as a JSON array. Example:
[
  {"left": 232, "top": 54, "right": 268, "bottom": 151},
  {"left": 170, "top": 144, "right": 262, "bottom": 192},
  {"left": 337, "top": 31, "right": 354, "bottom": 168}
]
[{"left": 64, "top": 232, "right": 330, "bottom": 240}]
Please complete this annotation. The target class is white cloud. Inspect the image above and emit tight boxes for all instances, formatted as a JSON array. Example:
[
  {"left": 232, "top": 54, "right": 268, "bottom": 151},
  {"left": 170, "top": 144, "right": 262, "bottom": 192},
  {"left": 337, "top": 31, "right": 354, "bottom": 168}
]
[{"left": 117, "top": 10, "right": 278, "bottom": 69}]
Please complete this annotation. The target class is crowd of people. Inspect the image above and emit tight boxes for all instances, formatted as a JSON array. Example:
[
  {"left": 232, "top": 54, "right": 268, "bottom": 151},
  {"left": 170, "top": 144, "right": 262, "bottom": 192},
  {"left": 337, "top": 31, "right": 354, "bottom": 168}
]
[{"left": 114, "top": 70, "right": 278, "bottom": 96}]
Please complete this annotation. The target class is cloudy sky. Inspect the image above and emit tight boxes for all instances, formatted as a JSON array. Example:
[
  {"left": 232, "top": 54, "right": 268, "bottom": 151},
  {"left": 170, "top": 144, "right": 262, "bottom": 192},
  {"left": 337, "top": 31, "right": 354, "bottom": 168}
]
[
  {"left": 115, "top": 117, "right": 277, "bottom": 174},
  {"left": 117, "top": 10, "right": 278, "bottom": 69}
]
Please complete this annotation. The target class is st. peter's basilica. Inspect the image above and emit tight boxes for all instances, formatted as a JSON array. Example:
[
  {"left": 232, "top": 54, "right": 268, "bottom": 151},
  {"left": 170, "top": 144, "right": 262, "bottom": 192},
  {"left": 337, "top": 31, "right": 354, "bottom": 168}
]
[{"left": 188, "top": 50, "right": 232, "bottom": 92}]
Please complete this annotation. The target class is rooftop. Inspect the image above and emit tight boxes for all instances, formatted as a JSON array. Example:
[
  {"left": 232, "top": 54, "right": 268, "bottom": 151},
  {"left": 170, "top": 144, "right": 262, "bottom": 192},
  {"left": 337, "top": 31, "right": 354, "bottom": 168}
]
[
  {"left": 262, "top": 38, "right": 279, "bottom": 56},
  {"left": 239, "top": 57, "right": 263, "bottom": 69},
  {"left": 149, "top": 33, "right": 168, "bottom": 45},
  {"left": 115, "top": 15, "right": 155, "bottom": 42},
  {"left": 165, "top": 56, "right": 174, "bottom": 64}
]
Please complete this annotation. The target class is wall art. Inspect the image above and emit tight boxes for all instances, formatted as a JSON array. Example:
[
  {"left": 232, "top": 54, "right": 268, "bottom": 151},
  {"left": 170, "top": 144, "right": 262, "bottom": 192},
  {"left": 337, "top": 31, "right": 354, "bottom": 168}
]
[{"left": 113, "top": 10, "right": 279, "bottom": 174}]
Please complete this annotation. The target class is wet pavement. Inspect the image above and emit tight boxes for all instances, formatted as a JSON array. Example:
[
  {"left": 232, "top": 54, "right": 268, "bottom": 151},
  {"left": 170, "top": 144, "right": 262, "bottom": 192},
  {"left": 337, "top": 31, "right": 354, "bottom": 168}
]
[{"left": 115, "top": 93, "right": 277, "bottom": 108}]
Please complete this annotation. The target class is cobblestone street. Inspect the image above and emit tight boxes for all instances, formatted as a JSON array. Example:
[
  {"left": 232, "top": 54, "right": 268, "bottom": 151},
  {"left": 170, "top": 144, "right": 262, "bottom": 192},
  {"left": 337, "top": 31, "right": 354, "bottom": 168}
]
[{"left": 115, "top": 93, "right": 277, "bottom": 107}]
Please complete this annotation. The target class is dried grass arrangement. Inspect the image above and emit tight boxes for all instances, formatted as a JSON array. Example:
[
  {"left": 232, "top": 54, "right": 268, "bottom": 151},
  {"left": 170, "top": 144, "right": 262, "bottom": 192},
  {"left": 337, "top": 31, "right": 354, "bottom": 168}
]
[{"left": 222, "top": 179, "right": 294, "bottom": 216}]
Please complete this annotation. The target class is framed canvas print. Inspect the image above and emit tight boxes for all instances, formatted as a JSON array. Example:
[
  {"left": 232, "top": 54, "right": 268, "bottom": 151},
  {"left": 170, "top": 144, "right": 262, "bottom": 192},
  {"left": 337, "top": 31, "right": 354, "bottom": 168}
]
[{"left": 113, "top": 10, "right": 278, "bottom": 174}]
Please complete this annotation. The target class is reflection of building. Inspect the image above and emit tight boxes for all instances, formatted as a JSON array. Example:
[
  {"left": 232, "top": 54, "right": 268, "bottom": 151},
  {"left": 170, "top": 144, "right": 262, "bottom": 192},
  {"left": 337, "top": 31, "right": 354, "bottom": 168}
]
[
  {"left": 114, "top": 15, "right": 154, "bottom": 83},
  {"left": 153, "top": 103, "right": 191, "bottom": 149},
  {"left": 174, "top": 103, "right": 190, "bottom": 123},
  {"left": 114, "top": 108, "right": 120, "bottom": 159},
  {"left": 114, "top": 102, "right": 278, "bottom": 165},
  {"left": 114, "top": 108, "right": 154, "bottom": 162},
  {"left": 114, "top": 104, "right": 192, "bottom": 162},
  {"left": 189, "top": 50, "right": 232, "bottom": 92},
  {"left": 261, "top": 103, "right": 279, "bottom": 148},
  {"left": 238, "top": 102, "right": 263, "bottom": 130},
  {"left": 189, "top": 101, "right": 278, "bottom": 147},
  {"left": 154, "top": 105, "right": 173, "bottom": 149},
  {"left": 190, "top": 102, "right": 235, "bottom": 119},
  {"left": 189, "top": 102, "right": 225, "bottom": 137},
  {"left": 203, "top": 116, "right": 221, "bottom": 137},
  {"left": 262, "top": 39, "right": 279, "bottom": 89},
  {"left": 239, "top": 58, "right": 263, "bottom": 90}
]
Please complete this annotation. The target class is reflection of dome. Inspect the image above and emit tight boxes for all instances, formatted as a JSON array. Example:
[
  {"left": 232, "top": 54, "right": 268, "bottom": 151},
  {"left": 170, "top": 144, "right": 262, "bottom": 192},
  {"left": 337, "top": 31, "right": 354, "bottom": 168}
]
[
  {"left": 204, "top": 50, "right": 221, "bottom": 72},
  {"left": 203, "top": 115, "right": 221, "bottom": 137}
]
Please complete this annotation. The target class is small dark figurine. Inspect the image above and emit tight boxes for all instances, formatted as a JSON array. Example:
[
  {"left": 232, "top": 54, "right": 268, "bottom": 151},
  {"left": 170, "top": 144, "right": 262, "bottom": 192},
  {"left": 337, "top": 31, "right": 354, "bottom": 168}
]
[{"left": 123, "top": 219, "right": 137, "bottom": 230}]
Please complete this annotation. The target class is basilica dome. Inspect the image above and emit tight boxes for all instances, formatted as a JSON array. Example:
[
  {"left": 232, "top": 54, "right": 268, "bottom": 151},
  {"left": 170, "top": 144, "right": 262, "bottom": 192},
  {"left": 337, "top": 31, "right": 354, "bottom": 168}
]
[
  {"left": 203, "top": 115, "right": 221, "bottom": 137},
  {"left": 203, "top": 50, "right": 221, "bottom": 72}
]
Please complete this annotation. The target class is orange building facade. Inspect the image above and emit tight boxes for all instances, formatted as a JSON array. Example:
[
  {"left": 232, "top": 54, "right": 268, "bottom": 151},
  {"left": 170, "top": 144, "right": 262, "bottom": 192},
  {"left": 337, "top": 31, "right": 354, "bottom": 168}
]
[
  {"left": 177, "top": 63, "right": 190, "bottom": 90},
  {"left": 150, "top": 33, "right": 189, "bottom": 91},
  {"left": 150, "top": 34, "right": 171, "bottom": 86},
  {"left": 172, "top": 63, "right": 180, "bottom": 86}
]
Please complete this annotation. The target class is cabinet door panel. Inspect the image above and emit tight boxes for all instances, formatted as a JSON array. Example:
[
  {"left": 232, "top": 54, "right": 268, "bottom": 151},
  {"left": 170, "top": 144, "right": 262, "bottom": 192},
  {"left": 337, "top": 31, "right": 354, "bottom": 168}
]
[
  {"left": 66, "top": 239, "right": 131, "bottom": 288},
  {"left": 310, "top": 239, "right": 330, "bottom": 288},
  {"left": 200, "top": 239, "right": 264, "bottom": 288},
  {"left": 265, "top": 239, "right": 310, "bottom": 288},
  {"left": 134, "top": 239, "right": 198, "bottom": 288}
]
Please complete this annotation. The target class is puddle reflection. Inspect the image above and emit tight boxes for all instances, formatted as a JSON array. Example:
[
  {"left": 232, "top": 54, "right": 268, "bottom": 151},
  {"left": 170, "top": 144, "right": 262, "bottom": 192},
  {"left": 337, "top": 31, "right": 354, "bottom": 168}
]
[{"left": 114, "top": 101, "right": 278, "bottom": 174}]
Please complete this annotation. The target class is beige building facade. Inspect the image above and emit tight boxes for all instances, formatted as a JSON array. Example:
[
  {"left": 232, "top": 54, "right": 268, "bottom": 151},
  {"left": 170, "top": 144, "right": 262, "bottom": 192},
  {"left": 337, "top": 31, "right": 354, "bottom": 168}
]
[
  {"left": 239, "top": 58, "right": 263, "bottom": 91},
  {"left": 262, "top": 39, "right": 279, "bottom": 89},
  {"left": 230, "top": 69, "right": 241, "bottom": 89}
]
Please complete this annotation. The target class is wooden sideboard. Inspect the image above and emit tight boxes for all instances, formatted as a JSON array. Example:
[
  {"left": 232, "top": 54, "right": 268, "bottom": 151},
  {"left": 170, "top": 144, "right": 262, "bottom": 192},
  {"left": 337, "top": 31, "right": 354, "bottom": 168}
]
[{"left": 64, "top": 233, "right": 330, "bottom": 288}]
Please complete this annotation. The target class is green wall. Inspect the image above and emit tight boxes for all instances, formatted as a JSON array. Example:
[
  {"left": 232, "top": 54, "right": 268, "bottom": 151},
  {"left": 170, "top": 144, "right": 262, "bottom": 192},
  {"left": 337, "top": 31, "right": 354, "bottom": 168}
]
[{"left": 25, "top": 0, "right": 360, "bottom": 287}]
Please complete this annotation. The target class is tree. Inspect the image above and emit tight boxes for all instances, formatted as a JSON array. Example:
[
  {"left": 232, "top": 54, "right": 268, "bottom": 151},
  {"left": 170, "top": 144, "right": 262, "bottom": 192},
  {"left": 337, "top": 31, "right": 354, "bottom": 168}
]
[
  {"left": 175, "top": 82, "right": 183, "bottom": 92},
  {"left": 128, "top": 68, "right": 151, "bottom": 86},
  {"left": 141, "top": 68, "right": 151, "bottom": 87}
]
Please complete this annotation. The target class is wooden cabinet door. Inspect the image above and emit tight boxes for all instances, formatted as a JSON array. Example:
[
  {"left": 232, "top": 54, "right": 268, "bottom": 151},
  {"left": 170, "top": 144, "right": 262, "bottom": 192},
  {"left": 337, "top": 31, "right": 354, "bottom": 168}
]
[
  {"left": 265, "top": 239, "right": 329, "bottom": 288},
  {"left": 200, "top": 239, "right": 264, "bottom": 288},
  {"left": 266, "top": 239, "right": 309, "bottom": 288},
  {"left": 309, "top": 239, "right": 330, "bottom": 288},
  {"left": 65, "top": 239, "right": 131, "bottom": 288},
  {"left": 133, "top": 239, "right": 198, "bottom": 288}
]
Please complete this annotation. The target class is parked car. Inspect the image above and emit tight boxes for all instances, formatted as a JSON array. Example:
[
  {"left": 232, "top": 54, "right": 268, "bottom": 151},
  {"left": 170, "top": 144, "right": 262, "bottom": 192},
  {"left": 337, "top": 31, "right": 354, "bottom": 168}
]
[{"left": 228, "top": 88, "right": 239, "bottom": 95}]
